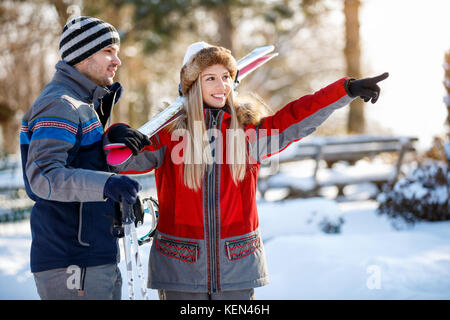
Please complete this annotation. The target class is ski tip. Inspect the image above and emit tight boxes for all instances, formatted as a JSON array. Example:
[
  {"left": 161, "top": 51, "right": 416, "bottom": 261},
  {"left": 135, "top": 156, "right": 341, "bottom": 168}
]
[
  {"left": 263, "top": 44, "right": 275, "bottom": 51},
  {"left": 106, "top": 148, "right": 133, "bottom": 166}
]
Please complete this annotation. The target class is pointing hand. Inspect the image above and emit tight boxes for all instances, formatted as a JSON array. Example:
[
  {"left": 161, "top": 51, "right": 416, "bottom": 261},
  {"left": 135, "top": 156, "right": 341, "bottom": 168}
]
[{"left": 346, "top": 72, "right": 389, "bottom": 103}]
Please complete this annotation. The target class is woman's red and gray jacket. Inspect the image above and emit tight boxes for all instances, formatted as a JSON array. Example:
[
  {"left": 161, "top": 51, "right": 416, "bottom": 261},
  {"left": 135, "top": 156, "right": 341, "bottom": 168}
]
[{"left": 104, "top": 77, "right": 354, "bottom": 293}]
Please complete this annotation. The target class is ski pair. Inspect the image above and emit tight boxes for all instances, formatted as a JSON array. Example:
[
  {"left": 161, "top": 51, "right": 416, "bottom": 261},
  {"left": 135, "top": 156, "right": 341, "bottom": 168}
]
[
  {"left": 105, "top": 45, "right": 278, "bottom": 166},
  {"left": 119, "top": 197, "right": 159, "bottom": 300},
  {"left": 120, "top": 201, "right": 149, "bottom": 300}
]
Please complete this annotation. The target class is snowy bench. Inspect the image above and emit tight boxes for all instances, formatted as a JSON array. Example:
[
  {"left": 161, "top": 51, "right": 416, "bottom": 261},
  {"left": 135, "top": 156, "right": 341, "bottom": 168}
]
[{"left": 258, "top": 135, "right": 418, "bottom": 199}]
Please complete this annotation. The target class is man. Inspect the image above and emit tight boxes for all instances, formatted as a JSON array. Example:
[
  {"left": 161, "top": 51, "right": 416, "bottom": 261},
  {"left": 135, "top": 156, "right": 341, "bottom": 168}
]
[{"left": 20, "top": 16, "right": 148, "bottom": 300}]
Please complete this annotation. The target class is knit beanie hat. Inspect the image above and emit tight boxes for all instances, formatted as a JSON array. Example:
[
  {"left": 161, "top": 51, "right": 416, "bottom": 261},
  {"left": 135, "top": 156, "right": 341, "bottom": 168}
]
[
  {"left": 59, "top": 16, "right": 120, "bottom": 66},
  {"left": 180, "top": 41, "right": 237, "bottom": 95}
]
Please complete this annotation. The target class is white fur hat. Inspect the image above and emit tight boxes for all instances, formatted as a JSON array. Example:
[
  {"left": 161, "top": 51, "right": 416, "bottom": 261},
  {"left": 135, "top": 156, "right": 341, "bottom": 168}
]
[
  {"left": 182, "top": 41, "right": 212, "bottom": 67},
  {"left": 180, "top": 42, "right": 237, "bottom": 95}
]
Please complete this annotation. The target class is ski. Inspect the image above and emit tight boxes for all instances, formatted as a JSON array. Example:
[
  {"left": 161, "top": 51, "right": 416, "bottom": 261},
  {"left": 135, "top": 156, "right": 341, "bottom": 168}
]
[
  {"left": 105, "top": 45, "right": 278, "bottom": 166},
  {"left": 120, "top": 201, "right": 149, "bottom": 300}
]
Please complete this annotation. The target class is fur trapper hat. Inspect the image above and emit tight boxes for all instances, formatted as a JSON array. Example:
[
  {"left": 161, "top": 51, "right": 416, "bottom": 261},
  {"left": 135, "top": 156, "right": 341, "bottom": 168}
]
[{"left": 180, "top": 42, "right": 237, "bottom": 95}]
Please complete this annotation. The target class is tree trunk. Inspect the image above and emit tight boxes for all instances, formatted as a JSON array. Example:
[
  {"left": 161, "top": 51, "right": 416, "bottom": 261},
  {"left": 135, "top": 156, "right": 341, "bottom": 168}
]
[
  {"left": 344, "top": 0, "right": 365, "bottom": 133},
  {"left": 444, "top": 50, "right": 450, "bottom": 129},
  {"left": 53, "top": 0, "right": 73, "bottom": 27},
  {"left": 215, "top": 4, "right": 234, "bottom": 53},
  {"left": 445, "top": 50, "right": 450, "bottom": 165},
  {"left": 1, "top": 120, "right": 19, "bottom": 154},
  {"left": 141, "top": 83, "right": 151, "bottom": 127}
]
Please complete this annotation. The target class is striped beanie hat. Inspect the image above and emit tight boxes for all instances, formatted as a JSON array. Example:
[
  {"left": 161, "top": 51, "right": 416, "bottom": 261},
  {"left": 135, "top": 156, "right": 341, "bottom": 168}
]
[{"left": 59, "top": 16, "right": 120, "bottom": 66}]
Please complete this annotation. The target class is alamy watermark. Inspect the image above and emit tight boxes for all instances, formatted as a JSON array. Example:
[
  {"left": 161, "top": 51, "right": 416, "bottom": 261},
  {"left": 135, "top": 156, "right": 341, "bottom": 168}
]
[
  {"left": 66, "top": 264, "right": 81, "bottom": 290},
  {"left": 169, "top": 122, "right": 281, "bottom": 171},
  {"left": 366, "top": 265, "right": 382, "bottom": 290}
]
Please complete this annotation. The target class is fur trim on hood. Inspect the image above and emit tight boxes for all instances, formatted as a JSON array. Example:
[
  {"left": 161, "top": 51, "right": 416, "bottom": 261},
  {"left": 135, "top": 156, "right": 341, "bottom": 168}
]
[{"left": 234, "top": 93, "right": 273, "bottom": 126}]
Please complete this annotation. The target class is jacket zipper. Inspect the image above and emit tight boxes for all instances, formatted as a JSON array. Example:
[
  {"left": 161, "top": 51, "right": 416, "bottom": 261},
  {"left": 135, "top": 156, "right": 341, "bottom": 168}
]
[
  {"left": 106, "top": 90, "right": 118, "bottom": 128},
  {"left": 208, "top": 160, "right": 216, "bottom": 292},
  {"left": 207, "top": 109, "right": 221, "bottom": 293}
]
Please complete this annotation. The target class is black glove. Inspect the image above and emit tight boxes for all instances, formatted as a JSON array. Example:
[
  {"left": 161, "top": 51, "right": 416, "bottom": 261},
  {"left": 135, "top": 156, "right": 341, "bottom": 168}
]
[
  {"left": 97, "top": 82, "right": 123, "bottom": 127},
  {"left": 346, "top": 72, "right": 389, "bottom": 103},
  {"left": 107, "top": 124, "right": 151, "bottom": 156},
  {"left": 104, "top": 175, "right": 141, "bottom": 204}
]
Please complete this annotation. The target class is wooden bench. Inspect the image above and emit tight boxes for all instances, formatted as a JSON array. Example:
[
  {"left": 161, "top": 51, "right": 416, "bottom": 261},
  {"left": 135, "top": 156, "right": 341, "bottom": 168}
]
[{"left": 258, "top": 135, "right": 418, "bottom": 199}]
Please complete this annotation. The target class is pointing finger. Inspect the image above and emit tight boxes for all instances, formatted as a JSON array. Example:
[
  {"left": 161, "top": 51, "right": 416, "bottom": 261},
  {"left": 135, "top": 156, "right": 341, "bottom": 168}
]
[{"left": 370, "top": 72, "right": 389, "bottom": 84}]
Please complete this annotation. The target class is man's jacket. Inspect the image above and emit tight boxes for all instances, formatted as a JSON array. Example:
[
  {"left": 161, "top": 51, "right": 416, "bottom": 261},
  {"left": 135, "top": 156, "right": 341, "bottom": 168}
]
[
  {"left": 21, "top": 61, "right": 120, "bottom": 273},
  {"left": 106, "top": 77, "right": 354, "bottom": 293}
]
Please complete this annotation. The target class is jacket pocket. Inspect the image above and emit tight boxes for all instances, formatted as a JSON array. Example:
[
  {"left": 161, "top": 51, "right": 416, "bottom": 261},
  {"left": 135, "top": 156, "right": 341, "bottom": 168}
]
[
  {"left": 225, "top": 234, "right": 260, "bottom": 261},
  {"left": 78, "top": 203, "right": 90, "bottom": 247},
  {"left": 155, "top": 236, "right": 199, "bottom": 263}
]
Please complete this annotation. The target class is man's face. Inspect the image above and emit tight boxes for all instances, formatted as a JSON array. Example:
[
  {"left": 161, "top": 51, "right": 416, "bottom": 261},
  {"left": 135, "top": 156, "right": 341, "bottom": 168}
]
[{"left": 75, "top": 44, "right": 121, "bottom": 87}]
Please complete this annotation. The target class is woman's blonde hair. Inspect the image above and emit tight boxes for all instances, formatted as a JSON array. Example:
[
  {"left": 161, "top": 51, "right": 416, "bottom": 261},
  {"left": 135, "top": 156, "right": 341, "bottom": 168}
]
[{"left": 182, "top": 77, "right": 247, "bottom": 191}]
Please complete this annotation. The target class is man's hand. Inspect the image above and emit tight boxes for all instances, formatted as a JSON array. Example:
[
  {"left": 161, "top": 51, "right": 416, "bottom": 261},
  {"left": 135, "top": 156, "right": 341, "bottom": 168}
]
[
  {"left": 107, "top": 124, "right": 151, "bottom": 156},
  {"left": 347, "top": 72, "right": 389, "bottom": 103},
  {"left": 104, "top": 175, "right": 141, "bottom": 204}
]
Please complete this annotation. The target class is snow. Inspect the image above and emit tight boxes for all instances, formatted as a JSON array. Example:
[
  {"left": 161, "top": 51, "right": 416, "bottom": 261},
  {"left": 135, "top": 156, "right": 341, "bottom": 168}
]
[
  {"left": 390, "top": 162, "right": 449, "bottom": 205},
  {"left": 258, "top": 198, "right": 344, "bottom": 240},
  {"left": 0, "top": 166, "right": 24, "bottom": 191},
  {"left": 445, "top": 143, "right": 450, "bottom": 160},
  {"left": 0, "top": 154, "right": 448, "bottom": 300},
  {"left": 1, "top": 195, "right": 449, "bottom": 300},
  {"left": 395, "top": 181, "right": 448, "bottom": 204},
  {"left": 258, "top": 200, "right": 450, "bottom": 299}
]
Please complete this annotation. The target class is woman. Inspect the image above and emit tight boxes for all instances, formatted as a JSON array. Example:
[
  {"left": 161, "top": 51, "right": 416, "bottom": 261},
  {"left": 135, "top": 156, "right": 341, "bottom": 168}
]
[{"left": 105, "top": 42, "right": 388, "bottom": 300}]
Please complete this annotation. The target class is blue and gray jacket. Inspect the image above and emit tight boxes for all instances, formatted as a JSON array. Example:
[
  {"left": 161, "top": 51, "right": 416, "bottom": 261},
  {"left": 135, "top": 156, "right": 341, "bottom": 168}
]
[{"left": 20, "top": 61, "right": 121, "bottom": 273}]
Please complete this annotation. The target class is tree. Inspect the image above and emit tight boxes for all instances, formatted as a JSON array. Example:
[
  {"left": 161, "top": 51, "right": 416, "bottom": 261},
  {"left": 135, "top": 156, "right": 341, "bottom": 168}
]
[
  {"left": 444, "top": 49, "right": 450, "bottom": 163},
  {"left": 344, "top": 0, "right": 364, "bottom": 133},
  {"left": 0, "top": 0, "right": 62, "bottom": 154},
  {"left": 445, "top": 50, "right": 450, "bottom": 132},
  {"left": 87, "top": 0, "right": 333, "bottom": 127},
  {"left": 0, "top": 0, "right": 342, "bottom": 154},
  {"left": 111, "top": 0, "right": 335, "bottom": 96}
]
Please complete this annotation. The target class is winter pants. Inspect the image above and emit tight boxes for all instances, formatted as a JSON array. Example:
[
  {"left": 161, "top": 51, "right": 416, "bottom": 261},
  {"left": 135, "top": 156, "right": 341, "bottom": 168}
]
[
  {"left": 33, "top": 263, "right": 122, "bottom": 300},
  {"left": 158, "top": 288, "right": 255, "bottom": 300}
]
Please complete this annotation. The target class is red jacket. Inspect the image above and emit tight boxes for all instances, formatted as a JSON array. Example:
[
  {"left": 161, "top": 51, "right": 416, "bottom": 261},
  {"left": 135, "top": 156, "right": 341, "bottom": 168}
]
[{"left": 106, "top": 77, "right": 353, "bottom": 293}]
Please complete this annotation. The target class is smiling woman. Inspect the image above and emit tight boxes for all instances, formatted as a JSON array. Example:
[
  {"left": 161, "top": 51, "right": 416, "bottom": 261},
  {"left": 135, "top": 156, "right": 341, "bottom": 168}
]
[
  {"left": 200, "top": 64, "right": 232, "bottom": 108},
  {"left": 104, "top": 40, "right": 389, "bottom": 300}
]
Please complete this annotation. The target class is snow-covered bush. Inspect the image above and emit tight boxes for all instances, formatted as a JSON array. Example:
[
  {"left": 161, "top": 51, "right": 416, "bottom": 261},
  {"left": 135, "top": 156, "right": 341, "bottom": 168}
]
[
  {"left": 377, "top": 161, "right": 449, "bottom": 227},
  {"left": 318, "top": 216, "right": 345, "bottom": 234}
]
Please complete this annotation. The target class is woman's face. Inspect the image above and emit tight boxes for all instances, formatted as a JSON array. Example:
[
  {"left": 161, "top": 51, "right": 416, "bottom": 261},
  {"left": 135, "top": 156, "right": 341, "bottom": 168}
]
[{"left": 200, "top": 64, "right": 232, "bottom": 108}]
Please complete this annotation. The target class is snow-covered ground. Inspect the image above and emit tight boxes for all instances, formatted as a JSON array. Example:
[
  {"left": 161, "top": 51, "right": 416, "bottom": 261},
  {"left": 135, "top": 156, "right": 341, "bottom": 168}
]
[{"left": 0, "top": 194, "right": 449, "bottom": 300}]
